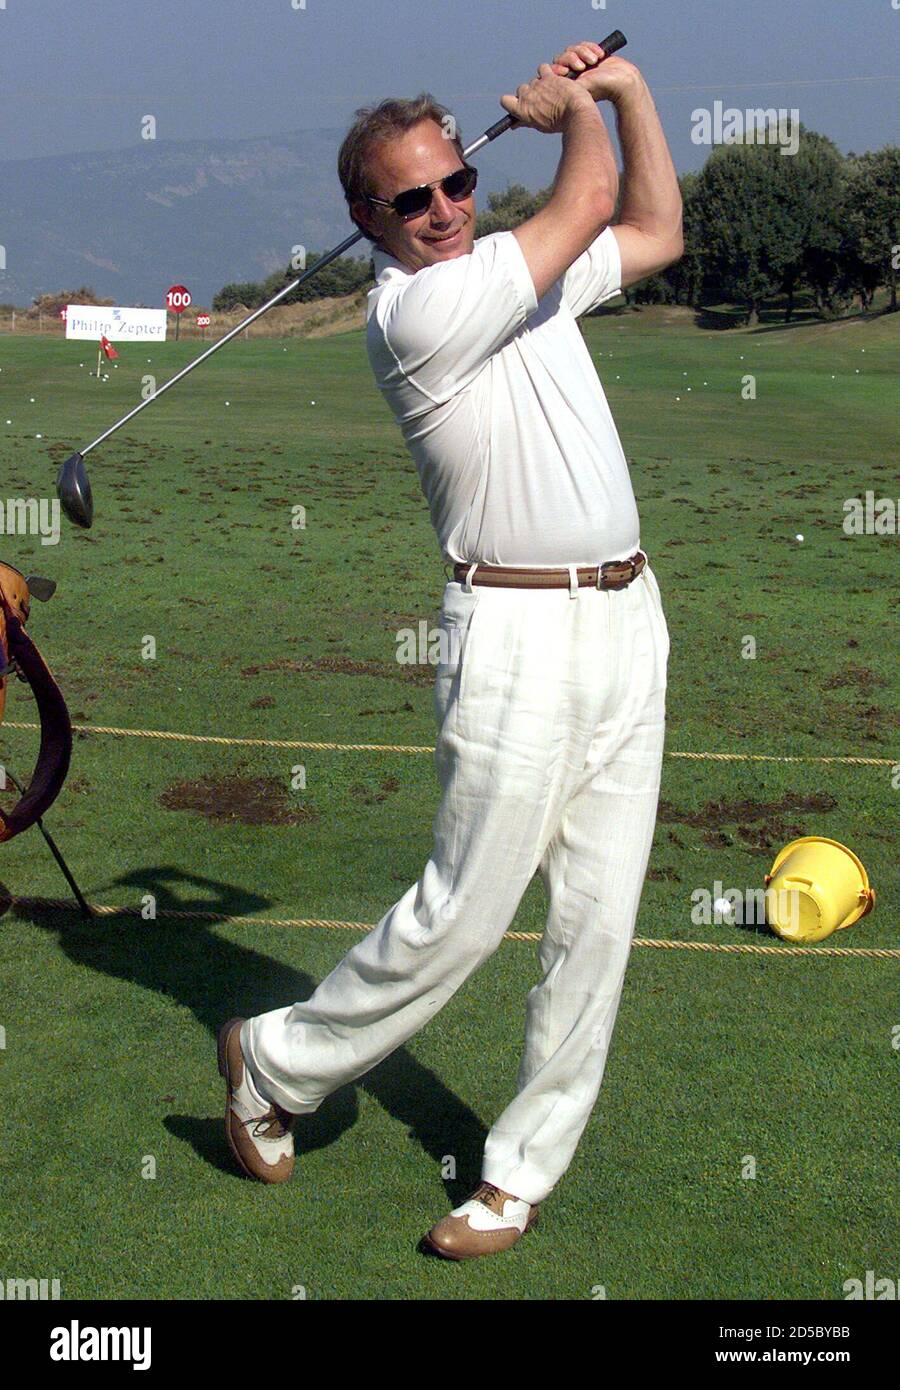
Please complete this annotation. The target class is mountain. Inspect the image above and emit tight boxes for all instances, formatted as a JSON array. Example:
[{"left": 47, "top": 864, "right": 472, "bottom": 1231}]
[{"left": 0, "top": 129, "right": 520, "bottom": 309}]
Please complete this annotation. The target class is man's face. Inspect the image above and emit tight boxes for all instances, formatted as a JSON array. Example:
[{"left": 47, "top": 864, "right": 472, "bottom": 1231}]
[{"left": 353, "top": 119, "right": 476, "bottom": 274}]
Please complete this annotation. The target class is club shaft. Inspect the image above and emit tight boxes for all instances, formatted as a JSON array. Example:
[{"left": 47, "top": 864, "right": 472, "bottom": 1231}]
[
  {"left": 81, "top": 229, "right": 365, "bottom": 458},
  {"left": 4, "top": 768, "right": 93, "bottom": 917},
  {"left": 76, "top": 29, "right": 625, "bottom": 461}
]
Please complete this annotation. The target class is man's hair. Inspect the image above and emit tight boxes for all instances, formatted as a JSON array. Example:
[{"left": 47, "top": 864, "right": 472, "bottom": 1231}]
[{"left": 337, "top": 93, "right": 465, "bottom": 243}]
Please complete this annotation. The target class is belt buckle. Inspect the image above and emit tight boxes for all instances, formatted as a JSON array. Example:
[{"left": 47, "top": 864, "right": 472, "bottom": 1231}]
[{"left": 599, "top": 558, "right": 634, "bottom": 591}]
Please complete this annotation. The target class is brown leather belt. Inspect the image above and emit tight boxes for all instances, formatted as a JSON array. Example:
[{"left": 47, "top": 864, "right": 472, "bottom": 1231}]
[{"left": 451, "top": 550, "right": 646, "bottom": 591}]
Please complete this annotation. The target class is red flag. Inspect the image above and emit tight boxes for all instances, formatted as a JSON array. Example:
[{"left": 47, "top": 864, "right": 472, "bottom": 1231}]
[{"left": 100, "top": 334, "right": 118, "bottom": 360}]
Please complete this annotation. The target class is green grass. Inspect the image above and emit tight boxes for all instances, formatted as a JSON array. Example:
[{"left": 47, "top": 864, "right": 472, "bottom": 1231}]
[{"left": 0, "top": 310, "right": 896, "bottom": 1299}]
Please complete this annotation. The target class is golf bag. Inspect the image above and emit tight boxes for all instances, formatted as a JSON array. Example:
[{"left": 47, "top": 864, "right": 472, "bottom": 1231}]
[{"left": 0, "top": 562, "right": 72, "bottom": 841}]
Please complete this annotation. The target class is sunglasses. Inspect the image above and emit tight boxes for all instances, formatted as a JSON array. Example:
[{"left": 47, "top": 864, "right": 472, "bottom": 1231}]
[{"left": 366, "top": 164, "right": 478, "bottom": 221}]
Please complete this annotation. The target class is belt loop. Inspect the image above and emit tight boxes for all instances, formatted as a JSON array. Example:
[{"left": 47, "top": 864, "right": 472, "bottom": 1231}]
[
  {"left": 462, "top": 563, "right": 478, "bottom": 593},
  {"left": 567, "top": 564, "right": 579, "bottom": 600}
]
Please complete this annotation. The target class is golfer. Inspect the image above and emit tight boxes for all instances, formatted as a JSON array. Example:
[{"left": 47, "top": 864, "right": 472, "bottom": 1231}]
[{"left": 218, "top": 40, "right": 683, "bottom": 1261}]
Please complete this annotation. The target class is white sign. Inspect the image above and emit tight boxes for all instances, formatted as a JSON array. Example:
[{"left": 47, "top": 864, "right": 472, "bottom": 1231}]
[{"left": 65, "top": 305, "right": 168, "bottom": 342}]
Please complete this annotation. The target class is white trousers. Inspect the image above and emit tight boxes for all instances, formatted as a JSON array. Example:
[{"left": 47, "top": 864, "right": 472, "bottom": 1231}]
[{"left": 244, "top": 563, "right": 669, "bottom": 1205}]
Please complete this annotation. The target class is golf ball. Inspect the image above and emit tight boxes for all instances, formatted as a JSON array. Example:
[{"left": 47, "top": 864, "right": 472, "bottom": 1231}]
[
  {"left": 29, "top": 397, "right": 35, "bottom": 402},
  {"left": 795, "top": 534, "right": 804, "bottom": 543},
  {"left": 5, "top": 420, "right": 10, "bottom": 425},
  {"left": 36, "top": 433, "right": 42, "bottom": 439},
  {"left": 713, "top": 898, "right": 734, "bottom": 920}
]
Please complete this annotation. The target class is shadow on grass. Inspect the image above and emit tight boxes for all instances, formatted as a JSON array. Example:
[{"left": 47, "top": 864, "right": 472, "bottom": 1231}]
[{"left": 5, "top": 864, "right": 487, "bottom": 1205}]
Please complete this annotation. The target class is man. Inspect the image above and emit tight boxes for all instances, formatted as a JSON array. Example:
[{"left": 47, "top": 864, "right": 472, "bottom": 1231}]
[{"left": 218, "top": 40, "right": 682, "bottom": 1260}]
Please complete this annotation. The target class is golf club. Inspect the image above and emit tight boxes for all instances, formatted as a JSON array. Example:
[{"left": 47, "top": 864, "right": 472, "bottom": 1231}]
[{"left": 56, "top": 30, "right": 627, "bottom": 528}]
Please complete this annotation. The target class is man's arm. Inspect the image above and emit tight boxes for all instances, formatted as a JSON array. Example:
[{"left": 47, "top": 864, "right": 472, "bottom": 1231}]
[
  {"left": 610, "top": 75, "right": 683, "bottom": 288},
  {"left": 499, "top": 65, "right": 618, "bottom": 302},
  {"left": 544, "top": 43, "right": 683, "bottom": 289}
]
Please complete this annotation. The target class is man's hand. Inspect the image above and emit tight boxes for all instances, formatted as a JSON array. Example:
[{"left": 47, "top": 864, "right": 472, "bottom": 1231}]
[
  {"left": 500, "top": 62, "right": 597, "bottom": 135},
  {"left": 549, "top": 41, "right": 642, "bottom": 104}
]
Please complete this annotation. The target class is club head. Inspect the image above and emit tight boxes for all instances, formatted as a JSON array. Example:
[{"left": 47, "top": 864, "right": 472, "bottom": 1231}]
[
  {"left": 25, "top": 572, "right": 56, "bottom": 600},
  {"left": 25, "top": 576, "right": 57, "bottom": 602},
  {"left": 57, "top": 452, "right": 93, "bottom": 528}
]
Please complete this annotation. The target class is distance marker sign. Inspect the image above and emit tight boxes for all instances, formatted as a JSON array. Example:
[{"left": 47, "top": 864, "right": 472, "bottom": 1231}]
[
  {"left": 165, "top": 285, "right": 192, "bottom": 313},
  {"left": 166, "top": 284, "right": 191, "bottom": 340}
]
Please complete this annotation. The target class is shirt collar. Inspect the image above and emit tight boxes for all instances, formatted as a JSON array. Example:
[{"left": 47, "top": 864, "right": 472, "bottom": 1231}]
[{"left": 371, "top": 245, "right": 411, "bottom": 283}]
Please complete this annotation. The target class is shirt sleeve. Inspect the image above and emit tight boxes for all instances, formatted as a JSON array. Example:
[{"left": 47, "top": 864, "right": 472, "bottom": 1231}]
[
  {"left": 561, "top": 225, "right": 623, "bottom": 319},
  {"left": 377, "top": 231, "right": 539, "bottom": 403}
]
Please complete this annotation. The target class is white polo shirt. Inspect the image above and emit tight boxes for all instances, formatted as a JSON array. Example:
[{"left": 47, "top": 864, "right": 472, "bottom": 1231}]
[{"left": 366, "top": 226, "right": 641, "bottom": 566}]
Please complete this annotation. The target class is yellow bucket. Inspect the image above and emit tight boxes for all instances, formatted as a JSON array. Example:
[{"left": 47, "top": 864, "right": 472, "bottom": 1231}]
[{"left": 764, "top": 836, "right": 875, "bottom": 943}]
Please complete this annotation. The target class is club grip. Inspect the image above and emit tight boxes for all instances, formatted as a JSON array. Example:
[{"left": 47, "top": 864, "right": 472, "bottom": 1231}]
[{"left": 483, "top": 30, "right": 628, "bottom": 143}]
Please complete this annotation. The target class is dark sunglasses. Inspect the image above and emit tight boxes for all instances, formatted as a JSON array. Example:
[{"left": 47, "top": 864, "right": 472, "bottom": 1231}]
[{"left": 366, "top": 164, "right": 478, "bottom": 221}]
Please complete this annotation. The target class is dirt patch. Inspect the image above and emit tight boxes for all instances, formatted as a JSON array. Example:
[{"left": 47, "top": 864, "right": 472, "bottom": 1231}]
[
  {"left": 241, "top": 655, "right": 433, "bottom": 688},
  {"left": 658, "top": 791, "right": 838, "bottom": 856},
  {"left": 822, "top": 664, "right": 887, "bottom": 692},
  {"left": 647, "top": 866, "right": 682, "bottom": 882},
  {"left": 249, "top": 696, "right": 276, "bottom": 709},
  {"left": 358, "top": 701, "right": 415, "bottom": 717},
  {"left": 350, "top": 776, "right": 401, "bottom": 806},
  {"left": 159, "top": 775, "right": 316, "bottom": 826},
  {"left": 816, "top": 699, "right": 898, "bottom": 741}
]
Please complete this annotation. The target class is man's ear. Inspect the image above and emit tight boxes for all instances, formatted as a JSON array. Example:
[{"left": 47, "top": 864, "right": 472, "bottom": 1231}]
[{"left": 352, "top": 199, "right": 382, "bottom": 242}]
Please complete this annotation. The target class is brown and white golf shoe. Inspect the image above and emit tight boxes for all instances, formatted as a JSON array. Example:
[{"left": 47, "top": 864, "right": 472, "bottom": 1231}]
[
  {"left": 217, "top": 1017, "right": 295, "bottom": 1183},
  {"left": 423, "top": 1182, "right": 540, "bottom": 1260}
]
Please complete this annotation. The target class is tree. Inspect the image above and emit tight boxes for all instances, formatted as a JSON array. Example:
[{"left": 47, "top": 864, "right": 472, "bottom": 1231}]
[
  {"left": 474, "top": 183, "right": 550, "bottom": 237},
  {"left": 213, "top": 254, "right": 372, "bottom": 313},
  {"left": 840, "top": 147, "right": 900, "bottom": 312},
  {"left": 693, "top": 128, "right": 814, "bottom": 325},
  {"left": 212, "top": 281, "right": 265, "bottom": 312},
  {"left": 777, "top": 130, "right": 845, "bottom": 320}
]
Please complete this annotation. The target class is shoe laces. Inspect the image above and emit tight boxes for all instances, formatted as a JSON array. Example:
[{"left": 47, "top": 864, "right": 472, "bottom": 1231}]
[
  {"left": 243, "top": 1105, "right": 293, "bottom": 1141},
  {"left": 472, "top": 1182, "right": 504, "bottom": 1210}
]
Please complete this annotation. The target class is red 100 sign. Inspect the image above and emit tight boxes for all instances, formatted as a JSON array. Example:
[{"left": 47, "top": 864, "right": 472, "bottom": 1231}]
[{"left": 166, "top": 285, "right": 192, "bottom": 313}]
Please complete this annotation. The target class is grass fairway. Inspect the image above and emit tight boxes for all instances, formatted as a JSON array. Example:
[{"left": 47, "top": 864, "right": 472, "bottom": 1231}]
[{"left": 0, "top": 309, "right": 897, "bottom": 1300}]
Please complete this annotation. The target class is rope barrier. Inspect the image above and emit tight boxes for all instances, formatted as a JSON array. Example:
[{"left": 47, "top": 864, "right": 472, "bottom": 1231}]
[
  {"left": 5, "top": 897, "right": 898, "bottom": 958},
  {"left": 2, "top": 721, "right": 894, "bottom": 765}
]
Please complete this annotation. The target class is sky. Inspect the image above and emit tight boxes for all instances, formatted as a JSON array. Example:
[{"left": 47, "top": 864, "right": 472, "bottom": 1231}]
[{"left": 0, "top": 0, "right": 896, "bottom": 174}]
